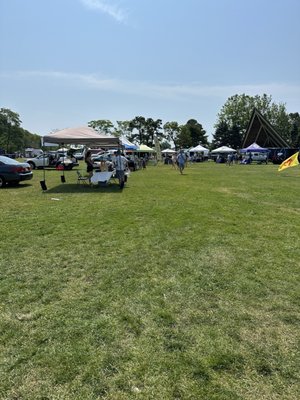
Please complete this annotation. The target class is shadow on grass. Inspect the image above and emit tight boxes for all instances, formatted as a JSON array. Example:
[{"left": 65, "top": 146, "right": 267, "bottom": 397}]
[
  {"left": 45, "top": 183, "right": 126, "bottom": 194},
  {"left": 3, "top": 183, "right": 33, "bottom": 189}
]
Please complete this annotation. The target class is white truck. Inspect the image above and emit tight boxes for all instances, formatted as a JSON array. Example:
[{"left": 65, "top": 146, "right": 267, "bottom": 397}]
[{"left": 25, "top": 152, "right": 78, "bottom": 170}]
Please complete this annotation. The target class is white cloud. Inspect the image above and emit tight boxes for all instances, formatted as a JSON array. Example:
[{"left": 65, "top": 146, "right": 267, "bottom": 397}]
[
  {"left": 79, "top": 0, "right": 127, "bottom": 22},
  {"left": 1, "top": 70, "right": 300, "bottom": 107}
]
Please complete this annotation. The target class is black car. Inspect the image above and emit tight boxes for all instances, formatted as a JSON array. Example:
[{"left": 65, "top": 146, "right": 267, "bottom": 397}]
[{"left": 0, "top": 156, "right": 33, "bottom": 188}]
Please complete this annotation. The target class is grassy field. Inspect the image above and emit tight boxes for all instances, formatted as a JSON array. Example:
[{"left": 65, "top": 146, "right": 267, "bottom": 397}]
[{"left": 0, "top": 161, "right": 299, "bottom": 399}]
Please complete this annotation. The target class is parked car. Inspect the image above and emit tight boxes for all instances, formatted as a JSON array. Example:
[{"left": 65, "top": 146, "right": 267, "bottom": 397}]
[
  {"left": 73, "top": 152, "right": 84, "bottom": 160},
  {"left": 0, "top": 156, "right": 33, "bottom": 188},
  {"left": 244, "top": 152, "right": 268, "bottom": 163},
  {"left": 25, "top": 152, "right": 78, "bottom": 170}
]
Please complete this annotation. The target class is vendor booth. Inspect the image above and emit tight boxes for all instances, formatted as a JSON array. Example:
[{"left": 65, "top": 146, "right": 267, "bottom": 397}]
[
  {"left": 40, "top": 126, "right": 120, "bottom": 190},
  {"left": 189, "top": 144, "right": 209, "bottom": 162}
]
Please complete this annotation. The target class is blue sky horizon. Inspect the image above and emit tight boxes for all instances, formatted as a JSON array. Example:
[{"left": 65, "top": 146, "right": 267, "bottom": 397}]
[{"left": 1, "top": 0, "right": 300, "bottom": 141}]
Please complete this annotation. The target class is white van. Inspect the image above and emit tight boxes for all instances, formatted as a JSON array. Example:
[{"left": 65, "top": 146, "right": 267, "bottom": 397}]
[{"left": 246, "top": 152, "right": 268, "bottom": 163}]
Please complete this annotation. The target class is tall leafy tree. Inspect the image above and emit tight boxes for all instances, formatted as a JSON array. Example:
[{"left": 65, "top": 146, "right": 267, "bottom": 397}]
[
  {"left": 0, "top": 108, "right": 22, "bottom": 153},
  {"left": 163, "top": 121, "right": 181, "bottom": 147},
  {"left": 177, "top": 119, "right": 208, "bottom": 148},
  {"left": 88, "top": 119, "right": 114, "bottom": 134},
  {"left": 113, "top": 120, "right": 131, "bottom": 138},
  {"left": 176, "top": 126, "right": 192, "bottom": 149},
  {"left": 211, "top": 121, "right": 242, "bottom": 149},
  {"left": 145, "top": 118, "right": 163, "bottom": 146},
  {"left": 289, "top": 112, "right": 300, "bottom": 147},
  {"left": 128, "top": 116, "right": 147, "bottom": 144},
  {"left": 215, "top": 93, "right": 292, "bottom": 145},
  {"left": 211, "top": 120, "right": 230, "bottom": 148},
  {"left": 128, "top": 116, "right": 163, "bottom": 146},
  {"left": 229, "top": 125, "right": 242, "bottom": 149},
  {"left": 0, "top": 108, "right": 41, "bottom": 153}
]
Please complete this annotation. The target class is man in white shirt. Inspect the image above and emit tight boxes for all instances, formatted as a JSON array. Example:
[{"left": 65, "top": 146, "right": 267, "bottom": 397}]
[{"left": 114, "top": 150, "right": 128, "bottom": 189}]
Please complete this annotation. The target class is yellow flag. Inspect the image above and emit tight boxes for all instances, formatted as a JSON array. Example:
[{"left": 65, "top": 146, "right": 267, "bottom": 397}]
[{"left": 278, "top": 152, "right": 299, "bottom": 172}]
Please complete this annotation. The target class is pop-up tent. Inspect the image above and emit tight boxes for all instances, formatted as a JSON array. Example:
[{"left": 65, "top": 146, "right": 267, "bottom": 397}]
[
  {"left": 162, "top": 148, "right": 176, "bottom": 153},
  {"left": 240, "top": 142, "right": 269, "bottom": 153},
  {"left": 189, "top": 144, "right": 209, "bottom": 153},
  {"left": 40, "top": 126, "right": 120, "bottom": 190},
  {"left": 120, "top": 136, "right": 137, "bottom": 150},
  {"left": 211, "top": 146, "right": 236, "bottom": 153},
  {"left": 137, "top": 144, "right": 155, "bottom": 152},
  {"left": 43, "top": 126, "right": 120, "bottom": 147}
]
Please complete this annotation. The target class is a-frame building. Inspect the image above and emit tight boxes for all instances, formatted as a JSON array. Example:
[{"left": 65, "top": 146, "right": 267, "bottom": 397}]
[{"left": 242, "top": 108, "right": 289, "bottom": 148}]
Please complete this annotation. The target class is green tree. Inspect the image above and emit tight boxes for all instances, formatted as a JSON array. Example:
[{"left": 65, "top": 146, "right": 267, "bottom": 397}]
[
  {"left": 212, "top": 121, "right": 242, "bottom": 149},
  {"left": 177, "top": 119, "right": 208, "bottom": 149},
  {"left": 0, "top": 108, "right": 22, "bottom": 153},
  {"left": 128, "top": 116, "right": 147, "bottom": 144},
  {"left": 88, "top": 119, "right": 114, "bottom": 134},
  {"left": 128, "top": 117, "right": 163, "bottom": 146},
  {"left": 160, "top": 140, "right": 171, "bottom": 150},
  {"left": 289, "top": 112, "right": 300, "bottom": 147},
  {"left": 145, "top": 118, "right": 163, "bottom": 147},
  {"left": 211, "top": 120, "right": 230, "bottom": 149},
  {"left": 0, "top": 108, "right": 41, "bottom": 153},
  {"left": 163, "top": 121, "right": 181, "bottom": 147},
  {"left": 215, "top": 94, "right": 292, "bottom": 145},
  {"left": 176, "top": 126, "right": 192, "bottom": 149},
  {"left": 113, "top": 120, "right": 131, "bottom": 138}
]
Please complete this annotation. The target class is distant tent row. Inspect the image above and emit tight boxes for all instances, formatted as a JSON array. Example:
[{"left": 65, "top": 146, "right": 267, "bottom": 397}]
[{"left": 43, "top": 108, "right": 289, "bottom": 156}]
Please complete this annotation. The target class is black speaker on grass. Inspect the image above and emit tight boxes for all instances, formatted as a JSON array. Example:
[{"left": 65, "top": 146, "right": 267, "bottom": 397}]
[{"left": 40, "top": 180, "right": 47, "bottom": 191}]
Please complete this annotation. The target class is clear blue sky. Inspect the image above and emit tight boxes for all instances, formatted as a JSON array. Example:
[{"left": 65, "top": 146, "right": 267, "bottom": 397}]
[{"left": 1, "top": 0, "right": 299, "bottom": 140}]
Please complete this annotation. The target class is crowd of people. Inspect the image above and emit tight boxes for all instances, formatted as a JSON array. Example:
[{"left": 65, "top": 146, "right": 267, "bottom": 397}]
[
  {"left": 84, "top": 150, "right": 149, "bottom": 188},
  {"left": 84, "top": 148, "right": 268, "bottom": 187}
]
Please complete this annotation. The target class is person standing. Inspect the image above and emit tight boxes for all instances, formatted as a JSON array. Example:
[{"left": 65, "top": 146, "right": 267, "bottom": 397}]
[
  {"left": 114, "top": 150, "right": 128, "bottom": 189},
  {"left": 177, "top": 149, "right": 186, "bottom": 174},
  {"left": 171, "top": 153, "right": 177, "bottom": 169},
  {"left": 84, "top": 150, "right": 94, "bottom": 182}
]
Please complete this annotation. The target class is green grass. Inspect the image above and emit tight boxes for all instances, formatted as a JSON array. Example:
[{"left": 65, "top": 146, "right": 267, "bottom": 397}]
[{"left": 0, "top": 162, "right": 299, "bottom": 399}]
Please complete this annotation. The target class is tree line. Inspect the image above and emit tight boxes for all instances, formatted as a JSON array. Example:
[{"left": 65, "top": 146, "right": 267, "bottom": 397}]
[
  {"left": 1, "top": 94, "right": 299, "bottom": 154},
  {"left": 0, "top": 108, "right": 41, "bottom": 154}
]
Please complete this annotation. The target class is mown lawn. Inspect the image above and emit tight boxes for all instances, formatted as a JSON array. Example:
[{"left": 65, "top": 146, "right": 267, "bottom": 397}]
[{"left": 0, "top": 161, "right": 299, "bottom": 399}]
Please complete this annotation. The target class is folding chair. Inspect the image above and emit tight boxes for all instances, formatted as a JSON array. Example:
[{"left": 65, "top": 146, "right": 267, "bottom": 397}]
[{"left": 76, "top": 170, "right": 89, "bottom": 185}]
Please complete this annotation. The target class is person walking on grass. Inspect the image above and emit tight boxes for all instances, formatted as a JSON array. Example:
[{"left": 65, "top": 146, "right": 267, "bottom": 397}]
[
  {"left": 171, "top": 153, "right": 177, "bottom": 169},
  {"left": 114, "top": 150, "right": 128, "bottom": 189},
  {"left": 177, "top": 149, "right": 186, "bottom": 174}
]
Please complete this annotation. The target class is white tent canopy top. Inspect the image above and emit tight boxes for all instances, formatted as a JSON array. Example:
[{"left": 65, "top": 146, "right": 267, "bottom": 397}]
[
  {"left": 240, "top": 142, "right": 269, "bottom": 153},
  {"left": 161, "top": 148, "right": 176, "bottom": 153},
  {"left": 211, "top": 146, "right": 237, "bottom": 153},
  {"left": 136, "top": 144, "right": 155, "bottom": 152},
  {"left": 43, "top": 126, "right": 120, "bottom": 147},
  {"left": 189, "top": 144, "right": 209, "bottom": 153}
]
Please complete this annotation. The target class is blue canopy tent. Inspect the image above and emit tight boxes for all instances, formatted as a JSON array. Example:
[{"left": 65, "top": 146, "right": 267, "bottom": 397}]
[
  {"left": 240, "top": 142, "right": 269, "bottom": 153},
  {"left": 120, "top": 136, "right": 137, "bottom": 151}
]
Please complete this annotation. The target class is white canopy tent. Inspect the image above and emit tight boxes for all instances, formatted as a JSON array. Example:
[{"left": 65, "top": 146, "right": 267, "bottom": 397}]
[
  {"left": 40, "top": 127, "right": 120, "bottom": 191},
  {"left": 189, "top": 145, "right": 209, "bottom": 154},
  {"left": 43, "top": 126, "right": 120, "bottom": 147},
  {"left": 161, "top": 148, "right": 176, "bottom": 153},
  {"left": 211, "top": 146, "right": 236, "bottom": 153},
  {"left": 136, "top": 144, "right": 155, "bottom": 153}
]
